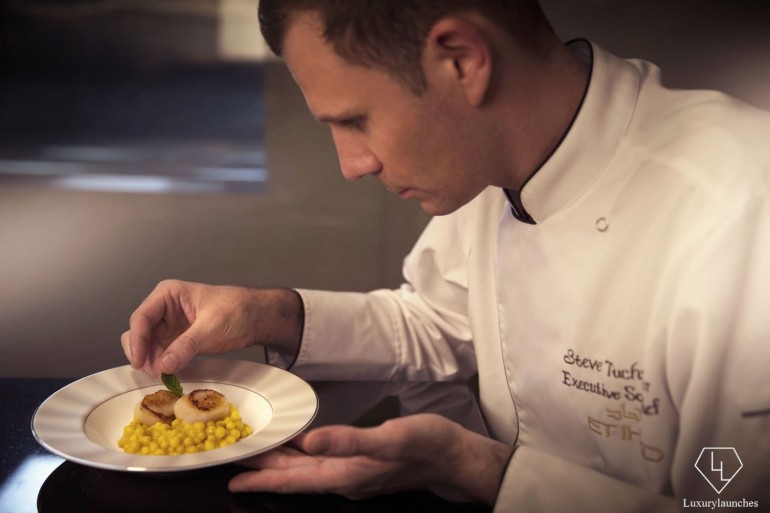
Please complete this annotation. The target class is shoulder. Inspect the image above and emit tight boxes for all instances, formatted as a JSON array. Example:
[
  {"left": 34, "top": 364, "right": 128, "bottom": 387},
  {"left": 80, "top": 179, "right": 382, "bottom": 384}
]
[{"left": 620, "top": 67, "right": 770, "bottom": 211}]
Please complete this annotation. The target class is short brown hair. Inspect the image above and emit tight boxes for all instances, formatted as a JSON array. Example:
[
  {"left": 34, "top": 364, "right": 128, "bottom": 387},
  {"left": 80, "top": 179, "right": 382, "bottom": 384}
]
[{"left": 258, "top": 0, "right": 554, "bottom": 93}]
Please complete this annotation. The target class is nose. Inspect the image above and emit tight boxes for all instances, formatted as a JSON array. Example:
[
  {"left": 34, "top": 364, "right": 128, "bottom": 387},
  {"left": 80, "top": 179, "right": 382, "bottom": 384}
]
[{"left": 330, "top": 128, "right": 382, "bottom": 181}]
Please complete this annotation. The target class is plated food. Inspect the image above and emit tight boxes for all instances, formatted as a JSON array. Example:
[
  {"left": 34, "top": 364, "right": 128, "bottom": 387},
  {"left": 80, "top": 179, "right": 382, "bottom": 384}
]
[
  {"left": 119, "top": 384, "right": 253, "bottom": 456},
  {"left": 33, "top": 359, "right": 318, "bottom": 473}
]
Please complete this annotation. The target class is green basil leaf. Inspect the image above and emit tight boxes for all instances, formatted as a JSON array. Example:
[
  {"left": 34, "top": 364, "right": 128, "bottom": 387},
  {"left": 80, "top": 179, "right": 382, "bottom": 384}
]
[{"left": 161, "top": 373, "right": 184, "bottom": 397}]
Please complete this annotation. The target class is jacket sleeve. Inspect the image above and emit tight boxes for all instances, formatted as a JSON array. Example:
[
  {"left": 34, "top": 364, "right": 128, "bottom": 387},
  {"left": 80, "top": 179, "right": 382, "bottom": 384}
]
[
  {"left": 665, "top": 194, "right": 770, "bottom": 506},
  {"left": 270, "top": 214, "right": 477, "bottom": 383}
]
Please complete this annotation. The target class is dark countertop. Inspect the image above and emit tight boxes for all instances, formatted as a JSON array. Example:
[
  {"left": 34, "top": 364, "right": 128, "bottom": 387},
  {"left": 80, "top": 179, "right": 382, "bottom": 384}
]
[{"left": 1, "top": 377, "right": 488, "bottom": 513}]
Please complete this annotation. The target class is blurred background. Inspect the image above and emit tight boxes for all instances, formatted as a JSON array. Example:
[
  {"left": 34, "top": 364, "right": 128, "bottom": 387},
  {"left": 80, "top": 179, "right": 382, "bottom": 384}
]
[{"left": 1, "top": 0, "right": 769, "bottom": 377}]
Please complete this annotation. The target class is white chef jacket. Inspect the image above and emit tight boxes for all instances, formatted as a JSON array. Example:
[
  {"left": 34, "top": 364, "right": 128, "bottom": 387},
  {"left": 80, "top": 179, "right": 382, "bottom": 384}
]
[{"left": 275, "top": 41, "right": 770, "bottom": 511}]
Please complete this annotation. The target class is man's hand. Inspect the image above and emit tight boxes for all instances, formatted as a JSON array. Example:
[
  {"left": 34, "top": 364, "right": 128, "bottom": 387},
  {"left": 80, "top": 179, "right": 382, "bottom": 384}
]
[
  {"left": 229, "top": 413, "right": 512, "bottom": 506},
  {"left": 120, "top": 280, "right": 302, "bottom": 376}
]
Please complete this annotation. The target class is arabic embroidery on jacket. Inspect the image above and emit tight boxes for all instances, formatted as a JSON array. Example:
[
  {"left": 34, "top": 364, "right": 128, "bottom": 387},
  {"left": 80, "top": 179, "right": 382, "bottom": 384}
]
[{"left": 562, "top": 348, "right": 665, "bottom": 463}]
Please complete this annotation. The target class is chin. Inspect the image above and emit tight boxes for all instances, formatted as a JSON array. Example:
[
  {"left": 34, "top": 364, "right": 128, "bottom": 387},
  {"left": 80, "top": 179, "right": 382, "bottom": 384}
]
[
  {"left": 419, "top": 188, "right": 483, "bottom": 216},
  {"left": 419, "top": 199, "right": 461, "bottom": 217}
]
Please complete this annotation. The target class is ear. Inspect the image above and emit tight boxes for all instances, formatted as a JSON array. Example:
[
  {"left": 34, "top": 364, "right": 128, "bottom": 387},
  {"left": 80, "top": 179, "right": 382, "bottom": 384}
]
[{"left": 423, "top": 16, "right": 493, "bottom": 107}]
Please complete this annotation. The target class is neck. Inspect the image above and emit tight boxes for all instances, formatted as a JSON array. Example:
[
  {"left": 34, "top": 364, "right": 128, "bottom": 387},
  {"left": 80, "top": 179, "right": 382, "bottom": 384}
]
[{"left": 497, "top": 41, "right": 590, "bottom": 191}]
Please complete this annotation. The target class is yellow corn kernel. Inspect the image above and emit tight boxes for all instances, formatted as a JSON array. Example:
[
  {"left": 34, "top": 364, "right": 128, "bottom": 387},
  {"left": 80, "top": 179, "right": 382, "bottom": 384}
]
[{"left": 118, "top": 405, "right": 251, "bottom": 455}]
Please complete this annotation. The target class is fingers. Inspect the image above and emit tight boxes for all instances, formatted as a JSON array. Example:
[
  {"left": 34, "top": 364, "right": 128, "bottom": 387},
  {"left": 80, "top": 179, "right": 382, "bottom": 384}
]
[
  {"left": 229, "top": 452, "right": 367, "bottom": 496},
  {"left": 230, "top": 468, "right": 320, "bottom": 494},
  {"left": 228, "top": 423, "right": 440, "bottom": 499},
  {"left": 127, "top": 290, "right": 170, "bottom": 370},
  {"left": 230, "top": 447, "right": 326, "bottom": 493},
  {"left": 126, "top": 327, "right": 148, "bottom": 371},
  {"left": 120, "top": 330, "right": 132, "bottom": 363},
  {"left": 121, "top": 330, "right": 153, "bottom": 374},
  {"left": 298, "top": 425, "right": 389, "bottom": 458},
  {"left": 158, "top": 331, "right": 194, "bottom": 374},
  {"left": 122, "top": 280, "right": 266, "bottom": 376},
  {"left": 238, "top": 446, "right": 313, "bottom": 470},
  {"left": 299, "top": 415, "right": 460, "bottom": 462},
  {"left": 125, "top": 280, "right": 201, "bottom": 375}
]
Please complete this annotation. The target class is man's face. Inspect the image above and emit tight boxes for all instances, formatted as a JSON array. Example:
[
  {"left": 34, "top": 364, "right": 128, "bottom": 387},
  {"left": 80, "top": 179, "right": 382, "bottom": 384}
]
[{"left": 281, "top": 11, "right": 496, "bottom": 216}]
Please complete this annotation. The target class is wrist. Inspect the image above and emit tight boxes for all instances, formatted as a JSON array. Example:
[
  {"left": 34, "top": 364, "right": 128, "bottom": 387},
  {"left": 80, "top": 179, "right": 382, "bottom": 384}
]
[
  {"left": 250, "top": 288, "right": 304, "bottom": 358},
  {"left": 447, "top": 426, "right": 513, "bottom": 506}
]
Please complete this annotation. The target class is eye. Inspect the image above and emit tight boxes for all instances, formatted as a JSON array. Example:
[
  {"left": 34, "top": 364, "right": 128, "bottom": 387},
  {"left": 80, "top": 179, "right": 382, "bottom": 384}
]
[{"left": 339, "top": 116, "right": 367, "bottom": 131}]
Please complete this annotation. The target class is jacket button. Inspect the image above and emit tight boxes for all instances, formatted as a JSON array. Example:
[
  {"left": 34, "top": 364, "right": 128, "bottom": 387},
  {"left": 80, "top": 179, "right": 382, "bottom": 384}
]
[{"left": 595, "top": 217, "right": 609, "bottom": 232}]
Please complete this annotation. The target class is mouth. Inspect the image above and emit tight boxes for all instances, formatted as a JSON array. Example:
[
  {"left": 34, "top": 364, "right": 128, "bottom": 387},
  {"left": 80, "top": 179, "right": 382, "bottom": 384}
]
[{"left": 382, "top": 179, "right": 415, "bottom": 198}]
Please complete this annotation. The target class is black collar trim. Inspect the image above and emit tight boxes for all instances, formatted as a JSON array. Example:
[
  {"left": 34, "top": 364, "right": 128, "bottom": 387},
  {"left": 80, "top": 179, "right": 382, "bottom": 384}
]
[
  {"left": 504, "top": 188, "right": 536, "bottom": 224},
  {"left": 504, "top": 38, "right": 594, "bottom": 225}
]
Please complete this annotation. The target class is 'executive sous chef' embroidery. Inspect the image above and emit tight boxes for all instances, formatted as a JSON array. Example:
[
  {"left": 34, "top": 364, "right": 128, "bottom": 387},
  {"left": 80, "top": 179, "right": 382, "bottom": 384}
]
[{"left": 561, "top": 348, "right": 666, "bottom": 463}]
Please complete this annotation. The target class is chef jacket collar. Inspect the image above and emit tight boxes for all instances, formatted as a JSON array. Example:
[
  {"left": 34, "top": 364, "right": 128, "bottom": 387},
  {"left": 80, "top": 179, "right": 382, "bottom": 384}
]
[{"left": 504, "top": 40, "right": 641, "bottom": 224}]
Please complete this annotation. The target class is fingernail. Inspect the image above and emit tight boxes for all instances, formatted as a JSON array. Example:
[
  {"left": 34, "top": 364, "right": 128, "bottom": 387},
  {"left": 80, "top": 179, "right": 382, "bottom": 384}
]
[
  {"left": 308, "top": 433, "right": 330, "bottom": 454},
  {"left": 162, "top": 352, "right": 180, "bottom": 372}
]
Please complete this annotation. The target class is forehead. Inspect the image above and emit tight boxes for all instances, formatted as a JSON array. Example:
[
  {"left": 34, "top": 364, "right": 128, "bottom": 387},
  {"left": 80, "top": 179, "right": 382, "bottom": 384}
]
[
  {"left": 282, "top": 11, "right": 344, "bottom": 87},
  {"left": 281, "top": 11, "right": 411, "bottom": 119}
]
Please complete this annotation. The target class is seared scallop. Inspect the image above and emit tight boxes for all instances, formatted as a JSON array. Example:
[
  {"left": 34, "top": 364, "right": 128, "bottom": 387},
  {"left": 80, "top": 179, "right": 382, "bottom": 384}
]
[
  {"left": 173, "top": 389, "right": 229, "bottom": 423},
  {"left": 134, "top": 390, "right": 178, "bottom": 425}
]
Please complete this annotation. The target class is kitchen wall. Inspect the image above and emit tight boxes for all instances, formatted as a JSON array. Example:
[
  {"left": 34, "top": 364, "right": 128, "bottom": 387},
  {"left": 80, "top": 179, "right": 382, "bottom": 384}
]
[
  {"left": 541, "top": 0, "right": 770, "bottom": 111},
  {"left": 1, "top": 0, "right": 768, "bottom": 377},
  {"left": 0, "top": 58, "right": 427, "bottom": 377}
]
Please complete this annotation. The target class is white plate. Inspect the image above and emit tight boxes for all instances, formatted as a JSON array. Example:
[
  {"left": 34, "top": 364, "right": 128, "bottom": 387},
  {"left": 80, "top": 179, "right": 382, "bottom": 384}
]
[{"left": 32, "top": 359, "right": 318, "bottom": 472}]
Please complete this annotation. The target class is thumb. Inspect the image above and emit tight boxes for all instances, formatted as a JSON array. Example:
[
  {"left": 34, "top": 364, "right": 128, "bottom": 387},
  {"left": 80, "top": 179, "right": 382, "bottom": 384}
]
[{"left": 160, "top": 326, "right": 205, "bottom": 374}]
